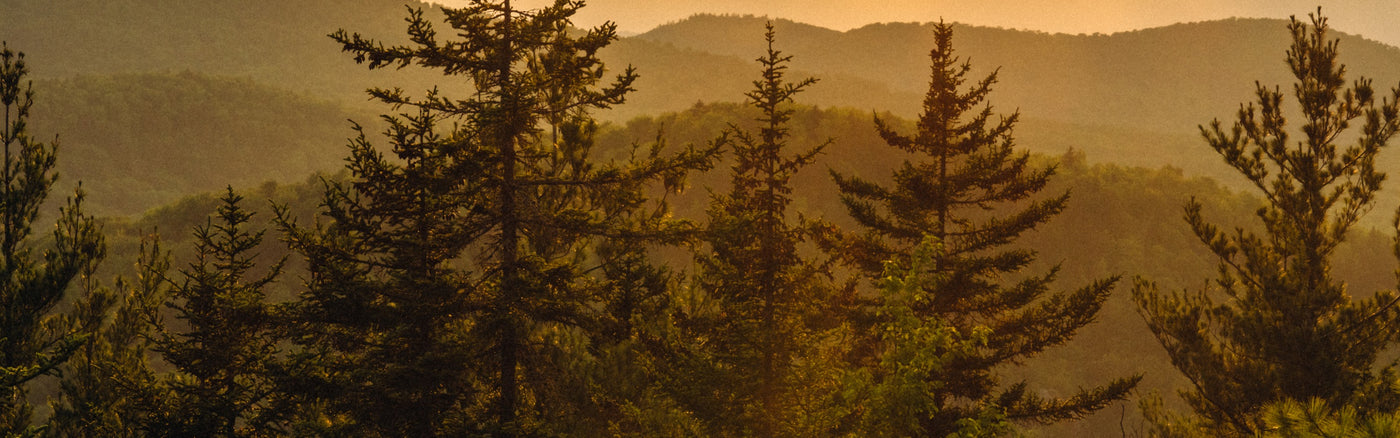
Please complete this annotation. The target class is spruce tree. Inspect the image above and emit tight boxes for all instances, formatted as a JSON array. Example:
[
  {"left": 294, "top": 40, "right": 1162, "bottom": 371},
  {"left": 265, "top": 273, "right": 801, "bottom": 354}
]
[
  {"left": 0, "top": 42, "right": 105, "bottom": 433},
  {"left": 1133, "top": 11, "right": 1400, "bottom": 436},
  {"left": 278, "top": 1, "right": 717, "bottom": 434},
  {"left": 821, "top": 22, "right": 1137, "bottom": 435},
  {"left": 684, "top": 23, "right": 842, "bottom": 437},
  {"left": 276, "top": 104, "right": 483, "bottom": 436},
  {"left": 145, "top": 188, "right": 284, "bottom": 436}
]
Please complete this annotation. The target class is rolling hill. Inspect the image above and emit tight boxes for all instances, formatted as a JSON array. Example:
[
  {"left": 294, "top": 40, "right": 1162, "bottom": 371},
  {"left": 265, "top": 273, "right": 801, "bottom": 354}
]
[
  {"left": 29, "top": 72, "right": 369, "bottom": 215},
  {"left": 633, "top": 14, "right": 1400, "bottom": 133},
  {"left": 8, "top": 1, "right": 1400, "bottom": 216}
]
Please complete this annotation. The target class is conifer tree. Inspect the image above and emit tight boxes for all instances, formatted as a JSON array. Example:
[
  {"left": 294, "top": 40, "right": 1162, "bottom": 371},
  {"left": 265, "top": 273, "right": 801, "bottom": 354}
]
[
  {"left": 842, "top": 238, "right": 1011, "bottom": 437},
  {"left": 47, "top": 238, "right": 166, "bottom": 437},
  {"left": 821, "top": 22, "right": 1137, "bottom": 435},
  {"left": 144, "top": 188, "right": 284, "bottom": 436},
  {"left": 277, "top": 1, "right": 717, "bottom": 434},
  {"left": 1133, "top": 11, "right": 1400, "bottom": 436},
  {"left": 1259, "top": 399, "right": 1400, "bottom": 437},
  {"left": 684, "top": 23, "right": 842, "bottom": 437},
  {"left": 276, "top": 104, "right": 483, "bottom": 436},
  {"left": 0, "top": 42, "right": 105, "bottom": 433}
]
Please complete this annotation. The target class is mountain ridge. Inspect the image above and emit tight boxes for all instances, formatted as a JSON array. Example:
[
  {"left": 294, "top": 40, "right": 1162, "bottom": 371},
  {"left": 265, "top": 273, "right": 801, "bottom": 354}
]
[
  {"left": 632, "top": 14, "right": 1400, "bottom": 133},
  {"left": 6, "top": 1, "right": 1400, "bottom": 216}
]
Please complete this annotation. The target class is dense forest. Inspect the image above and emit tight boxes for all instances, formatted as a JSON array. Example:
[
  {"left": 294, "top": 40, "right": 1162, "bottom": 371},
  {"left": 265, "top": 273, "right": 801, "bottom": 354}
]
[{"left": 3, "top": 0, "right": 1400, "bottom": 436}]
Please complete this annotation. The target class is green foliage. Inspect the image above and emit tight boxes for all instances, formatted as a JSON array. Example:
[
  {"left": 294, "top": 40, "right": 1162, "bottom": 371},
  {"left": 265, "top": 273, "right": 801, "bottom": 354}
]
[
  {"left": 820, "top": 22, "right": 1138, "bottom": 435},
  {"left": 1259, "top": 399, "right": 1400, "bottom": 438},
  {"left": 838, "top": 238, "right": 1010, "bottom": 438},
  {"left": 0, "top": 42, "right": 105, "bottom": 435},
  {"left": 1133, "top": 11, "right": 1400, "bottom": 436}
]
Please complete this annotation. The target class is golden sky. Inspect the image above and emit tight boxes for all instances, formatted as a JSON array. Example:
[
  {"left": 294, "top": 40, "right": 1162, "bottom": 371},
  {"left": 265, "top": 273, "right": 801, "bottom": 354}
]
[{"left": 433, "top": 0, "right": 1400, "bottom": 47}]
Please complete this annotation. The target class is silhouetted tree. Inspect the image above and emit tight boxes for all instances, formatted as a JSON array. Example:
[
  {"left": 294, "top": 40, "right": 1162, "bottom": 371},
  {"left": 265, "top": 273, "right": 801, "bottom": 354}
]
[
  {"left": 0, "top": 42, "right": 105, "bottom": 434},
  {"left": 1134, "top": 10, "right": 1400, "bottom": 436},
  {"left": 47, "top": 237, "right": 166, "bottom": 437},
  {"left": 277, "top": 1, "right": 717, "bottom": 434},
  {"left": 143, "top": 188, "right": 284, "bottom": 436},
  {"left": 683, "top": 23, "right": 844, "bottom": 437},
  {"left": 820, "top": 22, "right": 1137, "bottom": 435}
]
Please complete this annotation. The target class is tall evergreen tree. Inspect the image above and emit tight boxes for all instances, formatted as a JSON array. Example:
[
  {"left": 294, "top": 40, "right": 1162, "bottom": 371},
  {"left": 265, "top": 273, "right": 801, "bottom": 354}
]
[
  {"left": 144, "top": 188, "right": 284, "bottom": 436},
  {"left": 277, "top": 1, "right": 717, "bottom": 435},
  {"left": 0, "top": 42, "right": 105, "bottom": 434},
  {"left": 684, "top": 23, "right": 843, "bottom": 437},
  {"left": 1133, "top": 11, "right": 1400, "bottom": 436},
  {"left": 276, "top": 103, "right": 485, "bottom": 436},
  {"left": 820, "top": 22, "right": 1137, "bottom": 435}
]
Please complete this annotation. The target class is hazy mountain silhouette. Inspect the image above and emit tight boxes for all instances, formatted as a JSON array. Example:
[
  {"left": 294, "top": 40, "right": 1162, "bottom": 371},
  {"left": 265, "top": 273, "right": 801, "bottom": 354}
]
[
  {"left": 10, "top": 1, "right": 1399, "bottom": 133},
  {"left": 6, "top": 1, "right": 1400, "bottom": 215},
  {"left": 633, "top": 14, "right": 1400, "bottom": 133}
]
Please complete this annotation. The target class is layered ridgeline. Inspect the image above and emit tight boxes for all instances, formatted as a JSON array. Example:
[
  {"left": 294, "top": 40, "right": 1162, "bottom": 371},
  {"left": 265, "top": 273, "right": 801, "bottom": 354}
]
[
  {"left": 10, "top": 0, "right": 1400, "bottom": 133},
  {"left": 0, "top": 0, "right": 455, "bottom": 104},
  {"left": 29, "top": 72, "right": 366, "bottom": 215},
  {"left": 634, "top": 14, "right": 1400, "bottom": 132},
  {"left": 8, "top": 1, "right": 1400, "bottom": 216}
]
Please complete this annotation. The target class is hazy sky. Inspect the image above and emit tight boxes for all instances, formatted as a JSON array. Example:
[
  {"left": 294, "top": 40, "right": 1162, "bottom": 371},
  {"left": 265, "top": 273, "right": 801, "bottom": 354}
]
[{"left": 433, "top": 0, "right": 1400, "bottom": 47}]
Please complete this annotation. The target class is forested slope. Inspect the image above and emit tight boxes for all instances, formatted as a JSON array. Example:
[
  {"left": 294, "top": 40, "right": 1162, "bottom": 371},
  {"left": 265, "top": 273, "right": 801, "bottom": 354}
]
[
  {"left": 1, "top": 0, "right": 451, "bottom": 104},
  {"left": 29, "top": 72, "right": 366, "bottom": 215},
  {"left": 9, "top": 1, "right": 1400, "bottom": 216}
]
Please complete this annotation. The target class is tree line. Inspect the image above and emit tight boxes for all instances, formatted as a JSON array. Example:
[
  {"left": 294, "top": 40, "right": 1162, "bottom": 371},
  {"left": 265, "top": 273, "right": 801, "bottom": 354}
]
[{"left": 2, "top": 2, "right": 1398, "bottom": 437}]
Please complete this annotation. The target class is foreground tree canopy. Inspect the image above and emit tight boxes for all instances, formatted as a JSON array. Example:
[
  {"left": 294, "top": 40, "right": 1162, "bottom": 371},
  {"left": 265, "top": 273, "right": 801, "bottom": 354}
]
[
  {"left": 281, "top": 1, "right": 719, "bottom": 435},
  {"left": 0, "top": 42, "right": 104, "bottom": 434},
  {"left": 3, "top": 3, "right": 1400, "bottom": 438},
  {"left": 820, "top": 21, "right": 1138, "bottom": 436},
  {"left": 1134, "top": 10, "right": 1400, "bottom": 437}
]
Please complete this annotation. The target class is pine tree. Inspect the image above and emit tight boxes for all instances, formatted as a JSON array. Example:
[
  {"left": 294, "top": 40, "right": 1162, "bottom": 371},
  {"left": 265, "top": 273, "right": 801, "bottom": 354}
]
[
  {"left": 1256, "top": 399, "right": 1400, "bottom": 437},
  {"left": 0, "top": 42, "right": 105, "bottom": 434},
  {"left": 820, "top": 22, "right": 1137, "bottom": 435},
  {"left": 1133, "top": 10, "right": 1400, "bottom": 436},
  {"left": 144, "top": 188, "right": 284, "bottom": 436},
  {"left": 47, "top": 237, "right": 166, "bottom": 438},
  {"left": 277, "top": 1, "right": 717, "bottom": 434},
  {"left": 684, "top": 23, "right": 843, "bottom": 437}
]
